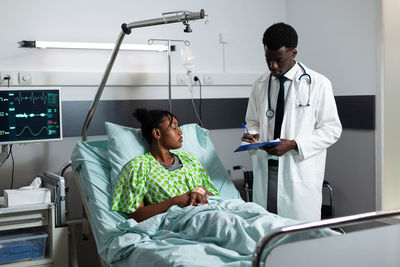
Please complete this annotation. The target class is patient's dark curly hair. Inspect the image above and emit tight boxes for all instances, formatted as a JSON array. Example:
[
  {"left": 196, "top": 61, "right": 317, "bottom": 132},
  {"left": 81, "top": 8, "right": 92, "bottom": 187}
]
[
  {"left": 133, "top": 108, "right": 177, "bottom": 145},
  {"left": 262, "top": 22, "right": 298, "bottom": 50}
]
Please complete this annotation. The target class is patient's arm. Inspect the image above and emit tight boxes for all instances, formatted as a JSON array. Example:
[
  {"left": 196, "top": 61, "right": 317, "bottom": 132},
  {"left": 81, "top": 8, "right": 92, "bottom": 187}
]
[{"left": 129, "top": 191, "right": 208, "bottom": 222}]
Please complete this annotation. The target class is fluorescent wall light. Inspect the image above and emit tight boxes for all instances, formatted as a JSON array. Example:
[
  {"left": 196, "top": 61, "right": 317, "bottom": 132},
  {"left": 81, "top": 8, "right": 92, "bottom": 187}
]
[{"left": 19, "top": 40, "right": 168, "bottom": 52}]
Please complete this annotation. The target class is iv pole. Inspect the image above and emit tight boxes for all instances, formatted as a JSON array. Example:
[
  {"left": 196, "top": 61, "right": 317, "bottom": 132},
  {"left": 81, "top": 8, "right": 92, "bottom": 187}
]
[
  {"left": 148, "top": 39, "right": 191, "bottom": 113},
  {"left": 81, "top": 9, "right": 206, "bottom": 141}
]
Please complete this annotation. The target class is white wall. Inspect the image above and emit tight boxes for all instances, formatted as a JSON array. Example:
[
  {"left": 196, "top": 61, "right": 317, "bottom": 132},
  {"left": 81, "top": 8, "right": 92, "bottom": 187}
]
[
  {"left": 287, "top": 0, "right": 378, "bottom": 96},
  {"left": 287, "top": 0, "right": 380, "bottom": 216}
]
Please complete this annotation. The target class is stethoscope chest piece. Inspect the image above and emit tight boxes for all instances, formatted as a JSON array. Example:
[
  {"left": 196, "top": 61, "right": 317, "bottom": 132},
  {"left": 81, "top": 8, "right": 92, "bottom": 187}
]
[{"left": 266, "top": 109, "right": 274, "bottom": 118}]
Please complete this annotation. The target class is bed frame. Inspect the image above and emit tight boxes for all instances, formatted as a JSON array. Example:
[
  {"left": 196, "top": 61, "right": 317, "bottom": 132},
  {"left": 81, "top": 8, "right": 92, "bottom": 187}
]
[{"left": 253, "top": 209, "right": 400, "bottom": 267}]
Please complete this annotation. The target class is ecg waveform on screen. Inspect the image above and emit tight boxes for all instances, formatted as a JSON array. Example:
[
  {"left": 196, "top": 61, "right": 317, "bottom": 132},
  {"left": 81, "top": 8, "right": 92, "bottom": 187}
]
[
  {"left": 13, "top": 92, "right": 58, "bottom": 106},
  {"left": 15, "top": 126, "right": 51, "bottom": 137},
  {"left": 16, "top": 113, "right": 47, "bottom": 118}
]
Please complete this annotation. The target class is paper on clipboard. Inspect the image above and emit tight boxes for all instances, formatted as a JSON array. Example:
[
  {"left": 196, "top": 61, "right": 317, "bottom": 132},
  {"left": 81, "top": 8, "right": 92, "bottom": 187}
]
[{"left": 234, "top": 139, "right": 282, "bottom": 152}]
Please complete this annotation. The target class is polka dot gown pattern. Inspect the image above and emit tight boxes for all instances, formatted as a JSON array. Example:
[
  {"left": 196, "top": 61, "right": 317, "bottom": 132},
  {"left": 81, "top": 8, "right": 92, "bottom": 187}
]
[{"left": 112, "top": 152, "right": 220, "bottom": 213}]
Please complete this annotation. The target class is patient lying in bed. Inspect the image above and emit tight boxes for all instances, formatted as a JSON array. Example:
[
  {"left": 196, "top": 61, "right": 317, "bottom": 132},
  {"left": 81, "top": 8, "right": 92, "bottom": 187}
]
[
  {"left": 112, "top": 108, "right": 222, "bottom": 222},
  {"left": 71, "top": 108, "right": 339, "bottom": 266}
]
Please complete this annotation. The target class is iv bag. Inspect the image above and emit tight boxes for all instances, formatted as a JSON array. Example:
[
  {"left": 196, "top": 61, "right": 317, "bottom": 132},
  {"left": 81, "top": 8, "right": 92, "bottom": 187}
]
[{"left": 181, "top": 47, "right": 195, "bottom": 72}]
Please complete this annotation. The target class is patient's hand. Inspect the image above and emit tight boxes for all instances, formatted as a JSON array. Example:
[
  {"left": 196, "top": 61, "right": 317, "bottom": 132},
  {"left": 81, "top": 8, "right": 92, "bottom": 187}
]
[
  {"left": 188, "top": 191, "right": 208, "bottom": 206},
  {"left": 171, "top": 191, "right": 191, "bottom": 208},
  {"left": 171, "top": 189, "right": 209, "bottom": 208},
  {"left": 131, "top": 189, "right": 209, "bottom": 222}
]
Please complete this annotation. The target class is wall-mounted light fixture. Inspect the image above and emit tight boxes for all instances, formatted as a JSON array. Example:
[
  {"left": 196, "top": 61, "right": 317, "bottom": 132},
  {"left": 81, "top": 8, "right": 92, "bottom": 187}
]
[{"left": 19, "top": 40, "right": 168, "bottom": 52}]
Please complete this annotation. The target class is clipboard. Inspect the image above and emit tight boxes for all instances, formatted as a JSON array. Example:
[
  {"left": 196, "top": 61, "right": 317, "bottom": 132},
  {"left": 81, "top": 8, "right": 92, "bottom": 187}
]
[{"left": 234, "top": 140, "right": 282, "bottom": 152}]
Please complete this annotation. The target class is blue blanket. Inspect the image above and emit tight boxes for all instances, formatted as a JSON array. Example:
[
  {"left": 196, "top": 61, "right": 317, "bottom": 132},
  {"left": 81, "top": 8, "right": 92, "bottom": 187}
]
[{"left": 111, "top": 197, "right": 336, "bottom": 267}]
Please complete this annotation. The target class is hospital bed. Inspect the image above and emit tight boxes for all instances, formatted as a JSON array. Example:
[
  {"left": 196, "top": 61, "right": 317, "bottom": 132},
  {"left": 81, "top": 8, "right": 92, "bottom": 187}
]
[
  {"left": 69, "top": 122, "right": 400, "bottom": 267},
  {"left": 70, "top": 123, "right": 336, "bottom": 266}
]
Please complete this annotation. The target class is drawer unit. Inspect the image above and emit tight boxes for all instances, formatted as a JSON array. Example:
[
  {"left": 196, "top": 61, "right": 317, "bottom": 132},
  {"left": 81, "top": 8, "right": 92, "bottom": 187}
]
[
  {"left": 0, "top": 231, "right": 48, "bottom": 265},
  {"left": 0, "top": 209, "right": 49, "bottom": 231}
]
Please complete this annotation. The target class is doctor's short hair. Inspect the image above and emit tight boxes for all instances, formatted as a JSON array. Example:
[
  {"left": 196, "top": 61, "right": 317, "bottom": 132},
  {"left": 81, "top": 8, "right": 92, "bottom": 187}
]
[
  {"left": 263, "top": 22, "right": 298, "bottom": 50},
  {"left": 133, "top": 108, "right": 177, "bottom": 145}
]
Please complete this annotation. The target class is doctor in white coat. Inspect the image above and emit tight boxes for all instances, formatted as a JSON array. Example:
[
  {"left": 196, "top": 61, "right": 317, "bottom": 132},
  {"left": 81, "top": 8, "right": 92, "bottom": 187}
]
[{"left": 243, "top": 23, "right": 342, "bottom": 221}]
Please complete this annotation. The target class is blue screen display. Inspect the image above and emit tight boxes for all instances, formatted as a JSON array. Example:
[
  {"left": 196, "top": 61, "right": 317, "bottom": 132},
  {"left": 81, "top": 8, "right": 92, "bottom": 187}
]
[{"left": 0, "top": 88, "right": 62, "bottom": 144}]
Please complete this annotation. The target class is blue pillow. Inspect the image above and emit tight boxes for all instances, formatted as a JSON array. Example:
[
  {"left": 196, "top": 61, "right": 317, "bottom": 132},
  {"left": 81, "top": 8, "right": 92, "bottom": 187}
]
[
  {"left": 106, "top": 122, "right": 149, "bottom": 187},
  {"left": 105, "top": 122, "right": 240, "bottom": 199}
]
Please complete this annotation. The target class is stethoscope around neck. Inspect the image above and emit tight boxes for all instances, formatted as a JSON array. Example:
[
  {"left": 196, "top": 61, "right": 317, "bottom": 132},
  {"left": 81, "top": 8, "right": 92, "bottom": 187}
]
[{"left": 266, "top": 62, "right": 312, "bottom": 119}]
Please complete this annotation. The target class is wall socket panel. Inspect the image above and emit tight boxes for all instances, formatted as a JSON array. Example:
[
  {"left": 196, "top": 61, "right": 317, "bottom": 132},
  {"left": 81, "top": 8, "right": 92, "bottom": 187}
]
[
  {"left": 0, "top": 72, "right": 13, "bottom": 85},
  {"left": 176, "top": 73, "right": 200, "bottom": 85},
  {"left": 18, "top": 72, "right": 32, "bottom": 85},
  {"left": 203, "top": 74, "right": 214, "bottom": 85},
  {"left": 176, "top": 74, "right": 187, "bottom": 85}
]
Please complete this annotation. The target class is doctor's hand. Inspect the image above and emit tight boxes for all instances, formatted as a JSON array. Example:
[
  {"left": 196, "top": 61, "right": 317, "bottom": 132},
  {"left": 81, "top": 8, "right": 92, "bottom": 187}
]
[
  {"left": 241, "top": 133, "right": 259, "bottom": 144},
  {"left": 262, "top": 139, "right": 297, "bottom": 156}
]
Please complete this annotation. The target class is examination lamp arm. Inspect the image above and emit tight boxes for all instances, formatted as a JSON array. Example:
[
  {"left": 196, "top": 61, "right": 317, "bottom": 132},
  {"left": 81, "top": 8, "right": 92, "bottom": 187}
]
[{"left": 81, "top": 10, "right": 205, "bottom": 141}]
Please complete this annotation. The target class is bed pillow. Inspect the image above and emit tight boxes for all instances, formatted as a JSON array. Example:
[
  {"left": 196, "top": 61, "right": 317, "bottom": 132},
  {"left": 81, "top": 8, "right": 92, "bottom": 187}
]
[{"left": 106, "top": 122, "right": 208, "bottom": 188}]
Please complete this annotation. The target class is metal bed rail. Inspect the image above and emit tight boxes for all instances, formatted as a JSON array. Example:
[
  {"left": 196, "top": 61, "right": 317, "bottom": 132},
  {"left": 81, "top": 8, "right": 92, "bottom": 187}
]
[{"left": 252, "top": 209, "right": 400, "bottom": 267}]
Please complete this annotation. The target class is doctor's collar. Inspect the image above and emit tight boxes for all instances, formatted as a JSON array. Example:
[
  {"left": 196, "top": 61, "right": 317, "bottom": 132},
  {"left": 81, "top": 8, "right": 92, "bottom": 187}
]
[{"left": 272, "top": 62, "right": 299, "bottom": 82}]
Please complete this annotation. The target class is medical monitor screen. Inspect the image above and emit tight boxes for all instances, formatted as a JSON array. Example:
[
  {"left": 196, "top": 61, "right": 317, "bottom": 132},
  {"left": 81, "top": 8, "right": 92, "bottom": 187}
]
[{"left": 0, "top": 88, "right": 62, "bottom": 145}]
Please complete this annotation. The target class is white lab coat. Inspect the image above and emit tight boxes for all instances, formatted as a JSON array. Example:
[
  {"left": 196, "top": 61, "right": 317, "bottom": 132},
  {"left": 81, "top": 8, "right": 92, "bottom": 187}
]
[{"left": 245, "top": 63, "right": 342, "bottom": 221}]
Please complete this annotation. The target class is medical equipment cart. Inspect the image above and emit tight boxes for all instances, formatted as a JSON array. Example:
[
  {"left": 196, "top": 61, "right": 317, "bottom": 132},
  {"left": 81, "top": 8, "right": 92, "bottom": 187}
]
[{"left": 0, "top": 200, "right": 68, "bottom": 266}]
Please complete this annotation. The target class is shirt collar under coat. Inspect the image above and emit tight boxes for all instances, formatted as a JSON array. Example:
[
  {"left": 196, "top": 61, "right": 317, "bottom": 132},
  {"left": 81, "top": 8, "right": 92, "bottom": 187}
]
[
  {"left": 271, "top": 61, "right": 300, "bottom": 83},
  {"left": 259, "top": 61, "right": 303, "bottom": 83}
]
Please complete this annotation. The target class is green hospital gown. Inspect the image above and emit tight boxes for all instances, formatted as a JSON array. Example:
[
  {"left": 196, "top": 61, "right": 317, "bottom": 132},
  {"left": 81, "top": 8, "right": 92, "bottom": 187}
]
[{"left": 112, "top": 151, "right": 220, "bottom": 214}]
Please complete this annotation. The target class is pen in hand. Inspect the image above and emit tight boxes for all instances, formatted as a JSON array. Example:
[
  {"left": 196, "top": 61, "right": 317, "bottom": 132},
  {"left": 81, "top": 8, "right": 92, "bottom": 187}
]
[
  {"left": 242, "top": 123, "right": 249, "bottom": 134},
  {"left": 242, "top": 123, "right": 257, "bottom": 143}
]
